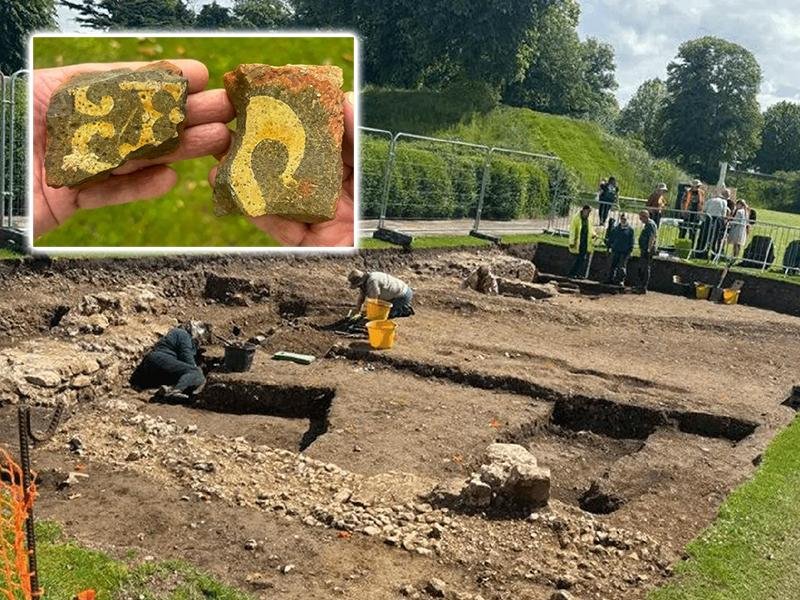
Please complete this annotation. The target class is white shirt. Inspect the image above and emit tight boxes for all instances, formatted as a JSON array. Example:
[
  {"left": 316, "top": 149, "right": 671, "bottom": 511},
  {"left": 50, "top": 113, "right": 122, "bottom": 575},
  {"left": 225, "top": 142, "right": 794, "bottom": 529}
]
[
  {"left": 364, "top": 272, "right": 409, "bottom": 301},
  {"left": 705, "top": 196, "right": 728, "bottom": 218}
]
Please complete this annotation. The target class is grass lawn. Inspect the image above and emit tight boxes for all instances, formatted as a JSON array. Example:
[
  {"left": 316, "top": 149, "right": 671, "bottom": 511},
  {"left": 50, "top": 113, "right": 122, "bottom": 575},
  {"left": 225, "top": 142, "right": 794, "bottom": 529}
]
[
  {"left": 32, "top": 35, "right": 354, "bottom": 248},
  {"left": 0, "top": 248, "right": 24, "bottom": 259},
  {"left": 3, "top": 521, "right": 251, "bottom": 599},
  {"left": 650, "top": 415, "right": 800, "bottom": 600},
  {"left": 359, "top": 232, "right": 561, "bottom": 250},
  {"left": 759, "top": 208, "right": 800, "bottom": 229}
]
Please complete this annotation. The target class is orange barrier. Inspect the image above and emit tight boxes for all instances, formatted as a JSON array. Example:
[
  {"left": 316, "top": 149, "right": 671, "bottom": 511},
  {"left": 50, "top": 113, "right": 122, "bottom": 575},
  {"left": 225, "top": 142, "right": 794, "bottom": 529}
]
[{"left": 0, "top": 448, "right": 37, "bottom": 600}]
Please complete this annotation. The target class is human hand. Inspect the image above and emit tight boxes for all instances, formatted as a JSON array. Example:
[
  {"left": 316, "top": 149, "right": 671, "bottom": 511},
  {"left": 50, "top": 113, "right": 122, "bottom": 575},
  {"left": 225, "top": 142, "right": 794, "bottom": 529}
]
[
  {"left": 33, "top": 60, "right": 234, "bottom": 238},
  {"left": 208, "top": 92, "right": 355, "bottom": 247}
]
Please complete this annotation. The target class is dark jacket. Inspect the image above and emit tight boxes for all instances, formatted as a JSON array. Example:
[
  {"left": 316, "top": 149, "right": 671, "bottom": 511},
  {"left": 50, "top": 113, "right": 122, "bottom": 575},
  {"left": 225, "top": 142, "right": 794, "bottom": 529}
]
[
  {"left": 599, "top": 183, "right": 619, "bottom": 205},
  {"left": 608, "top": 224, "right": 634, "bottom": 255},
  {"left": 639, "top": 219, "right": 658, "bottom": 254},
  {"left": 152, "top": 327, "right": 198, "bottom": 365}
]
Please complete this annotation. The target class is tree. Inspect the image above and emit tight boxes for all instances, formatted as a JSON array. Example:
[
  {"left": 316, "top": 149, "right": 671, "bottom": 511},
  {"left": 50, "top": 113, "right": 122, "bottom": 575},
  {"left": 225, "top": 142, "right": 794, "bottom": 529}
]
[
  {"left": 195, "top": 1, "right": 233, "bottom": 29},
  {"left": 659, "top": 36, "right": 763, "bottom": 180},
  {"left": 616, "top": 78, "right": 667, "bottom": 153},
  {"left": 292, "top": 0, "right": 551, "bottom": 89},
  {"left": 0, "top": 0, "right": 56, "bottom": 73},
  {"left": 232, "top": 0, "right": 291, "bottom": 29},
  {"left": 61, "top": 0, "right": 195, "bottom": 29},
  {"left": 502, "top": 1, "right": 618, "bottom": 124},
  {"left": 755, "top": 101, "right": 800, "bottom": 174}
]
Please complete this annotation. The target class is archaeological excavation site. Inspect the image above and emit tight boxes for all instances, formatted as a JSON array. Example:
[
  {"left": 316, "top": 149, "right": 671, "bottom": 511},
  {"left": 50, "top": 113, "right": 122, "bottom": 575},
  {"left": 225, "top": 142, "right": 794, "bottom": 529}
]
[{"left": 1, "top": 244, "right": 798, "bottom": 600}]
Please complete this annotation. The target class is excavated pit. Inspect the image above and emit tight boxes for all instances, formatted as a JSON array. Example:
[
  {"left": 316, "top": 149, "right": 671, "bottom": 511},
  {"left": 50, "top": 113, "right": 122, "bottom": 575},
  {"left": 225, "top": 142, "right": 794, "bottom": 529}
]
[
  {"left": 194, "top": 381, "right": 335, "bottom": 451},
  {"left": 332, "top": 347, "right": 759, "bottom": 443},
  {"left": 332, "top": 349, "right": 762, "bottom": 516}
]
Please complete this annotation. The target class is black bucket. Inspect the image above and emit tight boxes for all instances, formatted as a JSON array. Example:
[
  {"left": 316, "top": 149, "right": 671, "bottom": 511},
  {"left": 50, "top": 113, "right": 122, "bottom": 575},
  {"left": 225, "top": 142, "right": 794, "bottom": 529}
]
[{"left": 223, "top": 343, "right": 256, "bottom": 372}]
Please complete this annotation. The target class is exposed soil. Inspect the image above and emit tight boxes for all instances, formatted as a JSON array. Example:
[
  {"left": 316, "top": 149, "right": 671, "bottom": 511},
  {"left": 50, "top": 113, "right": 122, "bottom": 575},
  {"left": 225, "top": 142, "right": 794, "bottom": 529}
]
[{"left": 1, "top": 246, "right": 798, "bottom": 600}]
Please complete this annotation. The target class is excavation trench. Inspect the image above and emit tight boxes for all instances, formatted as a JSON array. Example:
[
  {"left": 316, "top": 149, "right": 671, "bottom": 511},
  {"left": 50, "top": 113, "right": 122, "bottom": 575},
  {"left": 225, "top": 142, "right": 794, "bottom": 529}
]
[
  {"left": 193, "top": 381, "right": 335, "bottom": 451},
  {"left": 332, "top": 346, "right": 759, "bottom": 443}
]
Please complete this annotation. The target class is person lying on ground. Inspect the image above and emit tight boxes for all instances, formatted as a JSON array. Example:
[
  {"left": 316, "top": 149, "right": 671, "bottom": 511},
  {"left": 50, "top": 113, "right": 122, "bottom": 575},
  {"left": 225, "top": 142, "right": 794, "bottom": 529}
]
[
  {"left": 129, "top": 321, "right": 211, "bottom": 401},
  {"left": 604, "top": 213, "right": 634, "bottom": 285},
  {"left": 463, "top": 265, "right": 499, "bottom": 295},
  {"left": 348, "top": 269, "right": 415, "bottom": 318}
]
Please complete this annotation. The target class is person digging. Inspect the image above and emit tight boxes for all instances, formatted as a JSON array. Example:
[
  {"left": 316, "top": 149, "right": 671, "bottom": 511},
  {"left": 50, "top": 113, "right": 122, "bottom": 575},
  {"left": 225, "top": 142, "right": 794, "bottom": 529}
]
[
  {"left": 130, "top": 320, "right": 212, "bottom": 401},
  {"left": 348, "top": 269, "right": 415, "bottom": 319}
]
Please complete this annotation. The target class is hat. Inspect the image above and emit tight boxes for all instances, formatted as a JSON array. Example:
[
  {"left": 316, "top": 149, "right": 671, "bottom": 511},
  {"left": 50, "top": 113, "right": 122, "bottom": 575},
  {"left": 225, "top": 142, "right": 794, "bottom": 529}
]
[
  {"left": 691, "top": 179, "right": 702, "bottom": 187},
  {"left": 656, "top": 183, "right": 668, "bottom": 191},
  {"left": 183, "top": 320, "right": 211, "bottom": 344},
  {"left": 348, "top": 269, "right": 367, "bottom": 288}
]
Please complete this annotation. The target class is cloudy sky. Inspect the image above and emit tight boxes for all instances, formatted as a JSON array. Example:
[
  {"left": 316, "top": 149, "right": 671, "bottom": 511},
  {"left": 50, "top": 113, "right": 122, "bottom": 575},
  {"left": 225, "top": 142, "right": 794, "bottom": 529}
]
[
  {"left": 578, "top": 0, "right": 800, "bottom": 108},
  {"left": 57, "top": 0, "right": 799, "bottom": 109}
]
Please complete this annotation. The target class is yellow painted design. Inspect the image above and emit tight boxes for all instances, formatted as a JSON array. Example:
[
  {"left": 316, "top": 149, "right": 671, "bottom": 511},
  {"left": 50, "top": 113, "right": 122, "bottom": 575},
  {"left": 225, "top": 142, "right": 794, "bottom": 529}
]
[
  {"left": 229, "top": 95, "right": 306, "bottom": 215},
  {"left": 71, "top": 86, "right": 114, "bottom": 116},
  {"left": 61, "top": 121, "right": 116, "bottom": 173},
  {"left": 117, "top": 80, "right": 186, "bottom": 158}
]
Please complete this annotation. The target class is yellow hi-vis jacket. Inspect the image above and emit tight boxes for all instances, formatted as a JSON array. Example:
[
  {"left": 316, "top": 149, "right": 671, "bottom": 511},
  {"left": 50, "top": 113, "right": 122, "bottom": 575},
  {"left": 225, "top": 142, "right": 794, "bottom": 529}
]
[{"left": 569, "top": 213, "right": 595, "bottom": 254}]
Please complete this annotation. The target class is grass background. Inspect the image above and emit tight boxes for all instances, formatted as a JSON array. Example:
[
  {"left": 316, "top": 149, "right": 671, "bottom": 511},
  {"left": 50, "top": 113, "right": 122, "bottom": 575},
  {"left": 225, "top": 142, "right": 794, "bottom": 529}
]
[
  {"left": 650, "top": 416, "right": 800, "bottom": 600},
  {"left": 34, "top": 35, "right": 354, "bottom": 247},
  {"left": 5, "top": 521, "right": 253, "bottom": 599}
]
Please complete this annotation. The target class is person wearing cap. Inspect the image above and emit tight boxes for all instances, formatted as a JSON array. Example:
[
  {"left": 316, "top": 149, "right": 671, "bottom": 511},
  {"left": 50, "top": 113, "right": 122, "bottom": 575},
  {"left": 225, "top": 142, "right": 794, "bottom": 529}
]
[
  {"left": 646, "top": 183, "right": 668, "bottom": 227},
  {"left": 680, "top": 179, "right": 706, "bottom": 241},
  {"left": 604, "top": 213, "right": 634, "bottom": 285},
  {"left": 129, "top": 321, "right": 211, "bottom": 401},
  {"left": 348, "top": 269, "right": 414, "bottom": 318},
  {"left": 704, "top": 188, "right": 730, "bottom": 256}
]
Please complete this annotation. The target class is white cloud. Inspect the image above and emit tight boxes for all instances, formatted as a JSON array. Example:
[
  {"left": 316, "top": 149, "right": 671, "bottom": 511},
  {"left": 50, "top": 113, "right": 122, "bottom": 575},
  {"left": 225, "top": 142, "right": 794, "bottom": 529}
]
[{"left": 579, "top": 0, "right": 800, "bottom": 109}]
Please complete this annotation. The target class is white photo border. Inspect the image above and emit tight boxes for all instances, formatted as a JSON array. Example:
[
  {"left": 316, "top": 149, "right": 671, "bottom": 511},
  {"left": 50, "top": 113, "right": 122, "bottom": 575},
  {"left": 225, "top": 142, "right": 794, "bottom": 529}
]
[{"left": 26, "top": 30, "right": 361, "bottom": 256}]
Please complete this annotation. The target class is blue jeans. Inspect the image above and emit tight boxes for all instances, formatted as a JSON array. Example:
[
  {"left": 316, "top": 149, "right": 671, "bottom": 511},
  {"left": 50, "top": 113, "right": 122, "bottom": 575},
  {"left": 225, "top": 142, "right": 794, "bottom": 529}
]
[{"left": 389, "top": 288, "right": 414, "bottom": 318}]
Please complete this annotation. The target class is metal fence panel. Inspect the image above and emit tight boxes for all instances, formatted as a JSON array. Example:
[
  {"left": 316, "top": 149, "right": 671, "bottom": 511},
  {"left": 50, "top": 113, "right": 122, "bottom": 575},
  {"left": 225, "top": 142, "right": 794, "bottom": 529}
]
[{"left": 1, "top": 70, "right": 28, "bottom": 230}]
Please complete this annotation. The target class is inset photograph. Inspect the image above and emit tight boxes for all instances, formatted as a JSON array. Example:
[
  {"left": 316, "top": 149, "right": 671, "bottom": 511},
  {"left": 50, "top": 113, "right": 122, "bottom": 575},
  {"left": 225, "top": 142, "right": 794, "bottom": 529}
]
[{"left": 29, "top": 33, "right": 357, "bottom": 251}]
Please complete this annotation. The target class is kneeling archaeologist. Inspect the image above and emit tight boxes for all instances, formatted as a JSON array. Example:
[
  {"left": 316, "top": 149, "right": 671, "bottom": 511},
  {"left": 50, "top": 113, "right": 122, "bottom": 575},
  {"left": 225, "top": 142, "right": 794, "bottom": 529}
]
[
  {"left": 130, "top": 321, "right": 211, "bottom": 401},
  {"left": 349, "top": 269, "right": 414, "bottom": 318}
]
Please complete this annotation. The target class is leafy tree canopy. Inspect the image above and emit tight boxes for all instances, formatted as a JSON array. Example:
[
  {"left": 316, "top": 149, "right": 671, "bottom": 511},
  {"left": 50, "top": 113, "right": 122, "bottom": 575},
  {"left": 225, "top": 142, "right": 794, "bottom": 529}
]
[
  {"left": 1, "top": 0, "right": 56, "bottom": 73},
  {"left": 755, "top": 101, "right": 800, "bottom": 174},
  {"left": 659, "top": 36, "right": 762, "bottom": 181},
  {"left": 616, "top": 78, "right": 667, "bottom": 154},
  {"left": 502, "top": 1, "right": 618, "bottom": 124}
]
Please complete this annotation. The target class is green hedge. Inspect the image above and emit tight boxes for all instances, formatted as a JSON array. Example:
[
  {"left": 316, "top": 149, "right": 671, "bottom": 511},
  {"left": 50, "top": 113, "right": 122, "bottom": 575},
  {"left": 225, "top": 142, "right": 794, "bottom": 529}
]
[
  {"left": 729, "top": 171, "right": 800, "bottom": 213},
  {"left": 360, "top": 137, "right": 565, "bottom": 220}
]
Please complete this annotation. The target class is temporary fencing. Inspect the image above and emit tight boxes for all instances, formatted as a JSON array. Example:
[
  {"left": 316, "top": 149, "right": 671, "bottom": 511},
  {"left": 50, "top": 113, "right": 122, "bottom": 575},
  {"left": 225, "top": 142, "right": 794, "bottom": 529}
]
[
  {"left": 0, "top": 447, "right": 36, "bottom": 600},
  {"left": 1, "top": 70, "right": 28, "bottom": 231},
  {"left": 359, "top": 127, "right": 565, "bottom": 239}
]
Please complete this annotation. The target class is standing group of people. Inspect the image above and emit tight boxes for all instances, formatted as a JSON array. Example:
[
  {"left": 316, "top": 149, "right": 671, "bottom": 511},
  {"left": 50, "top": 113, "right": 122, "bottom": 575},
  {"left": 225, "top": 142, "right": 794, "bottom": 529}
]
[{"left": 568, "top": 205, "right": 658, "bottom": 293}]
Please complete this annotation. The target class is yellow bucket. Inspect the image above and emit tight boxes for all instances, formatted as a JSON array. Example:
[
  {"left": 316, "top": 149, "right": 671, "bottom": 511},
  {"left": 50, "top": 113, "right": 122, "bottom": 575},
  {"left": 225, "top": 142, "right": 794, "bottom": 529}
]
[
  {"left": 694, "top": 283, "right": 711, "bottom": 300},
  {"left": 722, "top": 289, "right": 740, "bottom": 305},
  {"left": 366, "top": 320, "right": 397, "bottom": 350},
  {"left": 365, "top": 298, "right": 392, "bottom": 321}
]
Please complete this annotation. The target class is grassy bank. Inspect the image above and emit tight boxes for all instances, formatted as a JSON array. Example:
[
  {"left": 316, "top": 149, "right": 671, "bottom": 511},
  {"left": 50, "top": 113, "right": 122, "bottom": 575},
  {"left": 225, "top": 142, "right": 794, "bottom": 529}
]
[
  {"left": 363, "top": 88, "right": 689, "bottom": 199},
  {"left": 2, "top": 521, "right": 250, "bottom": 599},
  {"left": 650, "top": 416, "right": 800, "bottom": 600}
]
